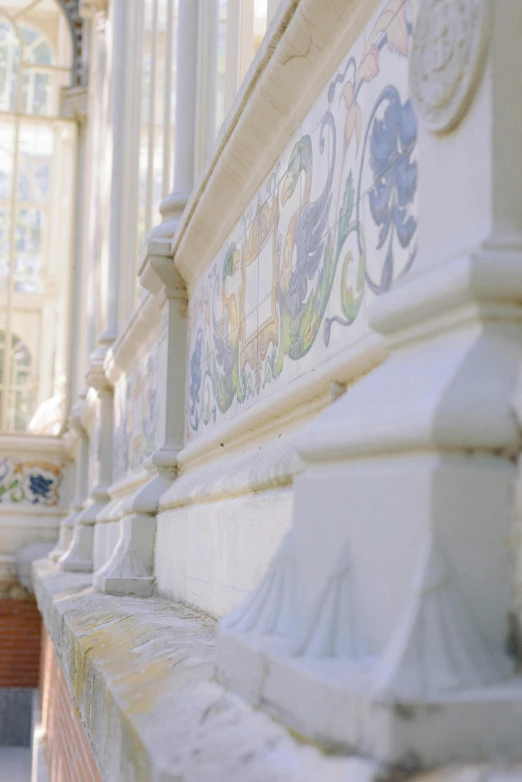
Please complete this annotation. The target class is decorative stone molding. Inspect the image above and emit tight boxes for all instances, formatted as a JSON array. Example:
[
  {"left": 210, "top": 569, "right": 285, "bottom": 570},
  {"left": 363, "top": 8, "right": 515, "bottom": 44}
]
[
  {"left": 410, "top": 0, "right": 490, "bottom": 133},
  {"left": 295, "top": 544, "right": 361, "bottom": 661},
  {"left": 139, "top": 239, "right": 187, "bottom": 305},
  {"left": 221, "top": 530, "right": 299, "bottom": 638},
  {"left": 161, "top": 435, "right": 304, "bottom": 512},
  {"left": 372, "top": 537, "right": 513, "bottom": 701}
]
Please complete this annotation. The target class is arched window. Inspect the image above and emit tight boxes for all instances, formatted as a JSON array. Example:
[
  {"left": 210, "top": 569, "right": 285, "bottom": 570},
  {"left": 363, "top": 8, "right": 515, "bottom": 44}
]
[{"left": 0, "top": 1, "right": 75, "bottom": 434}]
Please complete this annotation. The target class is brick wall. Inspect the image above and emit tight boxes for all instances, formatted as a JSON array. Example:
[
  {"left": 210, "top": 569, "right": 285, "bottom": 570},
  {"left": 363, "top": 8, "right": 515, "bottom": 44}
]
[
  {"left": 0, "top": 594, "right": 41, "bottom": 688},
  {"left": 0, "top": 583, "right": 43, "bottom": 745},
  {"left": 40, "top": 628, "right": 102, "bottom": 782}
]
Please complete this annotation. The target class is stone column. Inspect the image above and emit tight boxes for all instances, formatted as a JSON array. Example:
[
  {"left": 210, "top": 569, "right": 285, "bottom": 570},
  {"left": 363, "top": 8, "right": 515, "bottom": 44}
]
[
  {"left": 99, "top": 0, "right": 131, "bottom": 343},
  {"left": 62, "top": 0, "right": 136, "bottom": 572},
  {"left": 147, "top": 0, "right": 199, "bottom": 241},
  {"left": 95, "top": 0, "right": 199, "bottom": 596},
  {"left": 218, "top": 0, "right": 522, "bottom": 768},
  {"left": 60, "top": 86, "right": 89, "bottom": 418},
  {"left": 94, "top": 255, "right": 186, "bottom": 596}
]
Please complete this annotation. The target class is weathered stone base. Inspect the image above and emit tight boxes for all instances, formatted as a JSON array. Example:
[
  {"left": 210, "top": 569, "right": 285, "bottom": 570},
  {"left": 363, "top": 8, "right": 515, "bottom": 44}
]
[
  {"left": 33, "top": 560, "right": 522, "bottom": 782},
  {"left": 218, "top": 630, "right": 522, "bottom": 767}
]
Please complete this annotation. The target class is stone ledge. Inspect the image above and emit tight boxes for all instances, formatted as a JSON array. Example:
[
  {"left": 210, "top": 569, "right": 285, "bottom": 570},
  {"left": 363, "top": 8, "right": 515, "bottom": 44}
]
[
  {"left": 32, "top": 559, "right": 522, "bottom": 782},
  {"left": 32, "top": 560, "right": 360, "bottom": 781}
]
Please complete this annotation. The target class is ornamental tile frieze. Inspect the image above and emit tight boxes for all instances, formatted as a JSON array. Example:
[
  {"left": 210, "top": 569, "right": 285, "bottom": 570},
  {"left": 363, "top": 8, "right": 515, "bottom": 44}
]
[
  {"left": 0, "top": 459, "right": 63, "bottom": 506},
  {"left": 187, "top": 0, "right": 419, "bottom": 439}
]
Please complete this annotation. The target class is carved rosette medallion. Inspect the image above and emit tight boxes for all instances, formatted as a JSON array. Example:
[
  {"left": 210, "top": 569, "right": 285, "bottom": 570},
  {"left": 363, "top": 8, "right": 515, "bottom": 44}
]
[{"left": 409, "top": 0, "right": 490, "bottom": 133}]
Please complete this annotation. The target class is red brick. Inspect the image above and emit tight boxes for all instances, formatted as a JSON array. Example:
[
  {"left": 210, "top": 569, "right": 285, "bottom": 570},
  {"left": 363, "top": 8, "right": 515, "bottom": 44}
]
[{"left": 39, "top": 630, "right": 102, "bottom": 782}]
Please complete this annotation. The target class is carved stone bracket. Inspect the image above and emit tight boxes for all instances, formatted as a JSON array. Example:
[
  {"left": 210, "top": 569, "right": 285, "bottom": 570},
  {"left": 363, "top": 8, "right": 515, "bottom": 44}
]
[{"left": 139, "top": 238, "right": 187, "bottom": 305}]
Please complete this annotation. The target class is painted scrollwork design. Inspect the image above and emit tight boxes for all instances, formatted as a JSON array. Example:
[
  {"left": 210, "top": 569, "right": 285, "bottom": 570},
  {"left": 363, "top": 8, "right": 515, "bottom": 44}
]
[{"left": 187, "top": 0, "right": 419, "bottom": 437}]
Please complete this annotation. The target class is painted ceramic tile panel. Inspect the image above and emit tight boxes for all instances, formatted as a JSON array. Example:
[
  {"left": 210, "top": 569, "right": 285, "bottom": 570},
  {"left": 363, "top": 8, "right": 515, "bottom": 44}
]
[
  {"left": 187, "top": 0, "right": 419, "bottom": 440},
  {"left": 0, "top": 459, "right": 63, "bottom": 506},
  {"left": 113, "top": 342, "right": 160, "bottom": 480}
]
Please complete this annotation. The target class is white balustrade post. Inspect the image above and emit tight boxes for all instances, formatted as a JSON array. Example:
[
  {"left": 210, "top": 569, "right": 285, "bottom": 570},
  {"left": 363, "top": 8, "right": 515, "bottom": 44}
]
[
  {"left": 94, "top": 256, "right": 186, "bottom": 596},
  {"left": 49, "top": 402, "right": 89, "bottom": 561},
  {"left": 94, "top": 2, "right": 197, "bottom": 596},
  {"left": 61, "top": 364, "right": 113, "bottom": 573}
]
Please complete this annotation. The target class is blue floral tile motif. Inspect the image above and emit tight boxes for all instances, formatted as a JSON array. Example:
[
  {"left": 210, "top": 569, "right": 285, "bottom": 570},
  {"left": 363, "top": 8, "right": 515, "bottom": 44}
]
[
  {"left": 0, "top": 458, "right": 62, "bottom": 505},
  {"left": 28, "top": 474, "right": 54, "bottom": 504},
  {"left": 187, "top": 0, "right": 419, "bottom": 440},
  {"left": 366, "top": 89, "right": 417, "bottom": 293}
]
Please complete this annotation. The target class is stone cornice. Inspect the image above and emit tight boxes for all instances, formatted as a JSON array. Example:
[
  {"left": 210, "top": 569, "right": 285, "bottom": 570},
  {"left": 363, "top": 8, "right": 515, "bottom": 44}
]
[
  {"left": 104, "top": 289, "right": 163, "bottom": 386},
  {"left": 171, "top": 0, "right": 377, "bottom": 289}
]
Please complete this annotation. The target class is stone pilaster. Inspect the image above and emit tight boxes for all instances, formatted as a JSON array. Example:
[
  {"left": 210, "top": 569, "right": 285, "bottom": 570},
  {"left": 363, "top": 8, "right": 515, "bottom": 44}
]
[{"left": 94, "top": 248, "right": 187, "bottom": 596}]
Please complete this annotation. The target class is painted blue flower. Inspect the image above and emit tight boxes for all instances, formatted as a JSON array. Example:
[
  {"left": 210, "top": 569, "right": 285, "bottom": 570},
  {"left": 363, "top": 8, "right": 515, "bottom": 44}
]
[
  {"left": 29, "top": 474, "right": 54, "bottom": 504},
  {"left": 367, "top": 87, "right": 417, "bottom": 292}
]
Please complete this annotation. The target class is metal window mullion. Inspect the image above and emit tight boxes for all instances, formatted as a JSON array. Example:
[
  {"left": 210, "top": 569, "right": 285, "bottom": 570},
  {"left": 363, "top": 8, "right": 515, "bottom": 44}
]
[
  {"left": 224, "top": 0, "right": 241, "bottom": 115},
  {"left": 0, "top": 110, "right": 71, "bottom": 123},
  {"left": 3, "top": 117, "right": 22, "bottom": 432},
  {"left": 23, "top": 64, "right": 70, "bottom": 73},
  {"left": 129, "top": 0, "right": 145, "bottom": 313},
  {"left": 239, "top": 0, "right": 254, "bottom": 84},
  {"left": 162, "top": 0, "right": 174, "bottom": 199},
  {"left": 146, "top": 0, "right": 159, "bottom": 234},
  {"left": 13, "top": 0, "right": 44, "bottom": 22},
  {"left": 5, "top": 35, "right": 14, "bottom": 111},
  {"left": 25, "top": 64, "right": 34, "bottom": 114}
]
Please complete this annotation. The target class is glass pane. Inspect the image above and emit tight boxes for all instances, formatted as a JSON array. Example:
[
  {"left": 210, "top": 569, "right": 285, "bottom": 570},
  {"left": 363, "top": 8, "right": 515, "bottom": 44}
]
[
  {"left": 138, "top": 0, "right": 153, "bottom": 257},
  {"left": 153, "top": 0, "right": 166, "bottom": 212},
  {"left": 169, "top": 0, "right": 177, "bottom": 195},
  {"left": 253, "top": 0, "right": 268, "bottom": 54},
  {"left": 216, "top": 0, "right": 228, "bottom": 135},
  {"left": 0, "top": 2, "right": 75, "bottom": 435},
  {"left": 0, "top": 18, "right": 22, "bottom": 113},
  {"left": 16, "top": 123, "right": 53, "bottom": 293}
]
